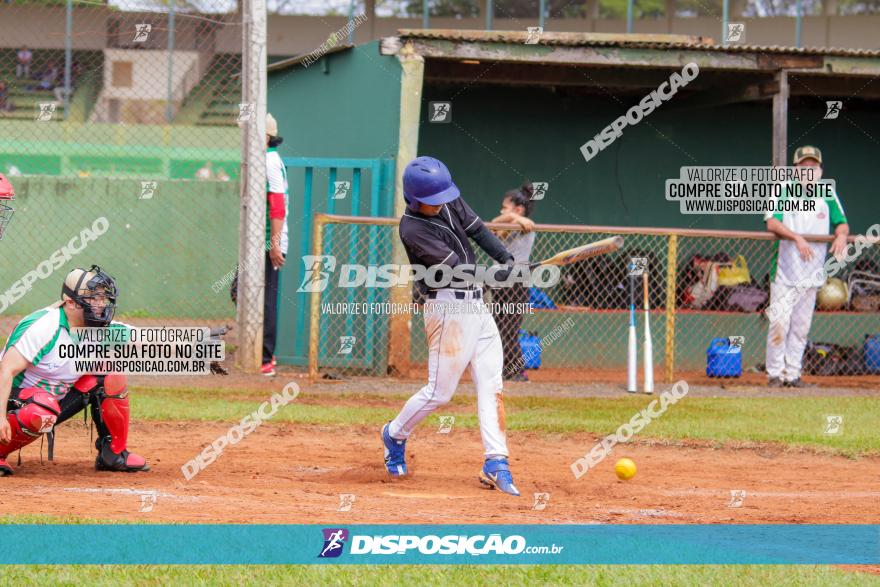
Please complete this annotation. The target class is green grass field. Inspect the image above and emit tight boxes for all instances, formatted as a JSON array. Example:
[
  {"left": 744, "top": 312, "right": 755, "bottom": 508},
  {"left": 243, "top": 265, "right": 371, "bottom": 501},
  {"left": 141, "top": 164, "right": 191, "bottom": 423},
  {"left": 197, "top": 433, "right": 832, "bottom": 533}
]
[
  {"left": 1, "top": 562, "right": 877, "bottom": 586},
  {"left": 3, "top": 385, "right": 878, "bottom": 584},
  {"left": 134, "top": 386, "right": 880, "bottom": 457}
]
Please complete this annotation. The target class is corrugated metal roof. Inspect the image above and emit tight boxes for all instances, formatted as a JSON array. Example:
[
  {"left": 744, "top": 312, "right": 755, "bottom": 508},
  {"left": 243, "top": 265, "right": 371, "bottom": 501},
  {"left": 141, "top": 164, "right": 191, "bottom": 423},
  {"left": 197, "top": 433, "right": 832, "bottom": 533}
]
[{"left": 395, "top": 29, "right": 880, "bottom": 59}]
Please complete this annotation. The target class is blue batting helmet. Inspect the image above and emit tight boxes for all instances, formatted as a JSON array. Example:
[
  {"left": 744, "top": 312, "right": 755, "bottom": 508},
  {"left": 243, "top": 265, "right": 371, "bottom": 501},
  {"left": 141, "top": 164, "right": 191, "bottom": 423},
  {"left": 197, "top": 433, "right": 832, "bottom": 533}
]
[{"left": 402, "top": 156, "right": 460, "bottom": 206}]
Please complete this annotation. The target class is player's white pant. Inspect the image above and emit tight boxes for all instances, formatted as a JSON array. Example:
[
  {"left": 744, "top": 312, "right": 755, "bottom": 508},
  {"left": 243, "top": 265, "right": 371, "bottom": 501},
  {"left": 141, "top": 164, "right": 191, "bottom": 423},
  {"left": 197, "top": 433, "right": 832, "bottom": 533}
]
[
  {"left": 388, "top": 291, "right": 508, "bottom": 458},
  {"left": 765, "top": 282, "right": 818, "bottom": 381}
]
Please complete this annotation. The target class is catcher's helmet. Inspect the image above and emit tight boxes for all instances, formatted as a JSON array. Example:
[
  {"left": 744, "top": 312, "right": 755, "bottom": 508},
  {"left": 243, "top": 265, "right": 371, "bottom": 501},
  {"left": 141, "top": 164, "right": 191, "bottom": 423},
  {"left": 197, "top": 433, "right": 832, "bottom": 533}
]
[
  {"left": 61, "top": 265, "right": 118, "bottom": 327},
  {"left": 0, "top": 173, "right": 15, "bottom": 240},
  {"left": 402, "top": 156, "right": 460, "bottom": 206}
]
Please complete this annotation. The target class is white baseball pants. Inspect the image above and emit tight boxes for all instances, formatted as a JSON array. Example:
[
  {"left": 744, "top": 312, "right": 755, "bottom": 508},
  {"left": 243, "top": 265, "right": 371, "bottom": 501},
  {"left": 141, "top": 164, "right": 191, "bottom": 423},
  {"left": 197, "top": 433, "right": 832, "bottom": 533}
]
[
  {"left": 765, "top": 282, "right": 818, "bottom": 381},
  {"left": 388, "top": 289, "right": 509, "bottom": 458}
]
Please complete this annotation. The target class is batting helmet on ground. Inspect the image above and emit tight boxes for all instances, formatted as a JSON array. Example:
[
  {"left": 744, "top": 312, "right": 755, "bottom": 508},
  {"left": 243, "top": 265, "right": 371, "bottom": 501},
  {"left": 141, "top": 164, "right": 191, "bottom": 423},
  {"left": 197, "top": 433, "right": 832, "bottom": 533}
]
[{"left": 402, "top": 156, "right": 460, "bottom": 206}]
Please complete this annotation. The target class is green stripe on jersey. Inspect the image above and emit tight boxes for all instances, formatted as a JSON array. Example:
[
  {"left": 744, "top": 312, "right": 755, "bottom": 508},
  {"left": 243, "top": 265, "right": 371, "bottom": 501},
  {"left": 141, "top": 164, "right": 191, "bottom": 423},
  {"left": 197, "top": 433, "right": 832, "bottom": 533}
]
[{"left": 4, "top": 309, "right": 50, "bottom": 353}]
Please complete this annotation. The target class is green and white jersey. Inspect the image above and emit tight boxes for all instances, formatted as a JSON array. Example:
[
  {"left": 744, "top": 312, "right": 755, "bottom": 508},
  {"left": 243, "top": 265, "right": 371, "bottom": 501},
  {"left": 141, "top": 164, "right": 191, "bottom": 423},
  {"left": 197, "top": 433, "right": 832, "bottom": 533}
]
[
  {"left": 764, "top": 184, "right": 847, "bottom": 288},
  {"left": 1, "top": 306, "right": 131, "bottom": 398},
  {"left": 266, "top": 147, "right": 289, "bottom": 255},
  {"left": 1, "top": 305, "right": 79, "bottom": 397}
]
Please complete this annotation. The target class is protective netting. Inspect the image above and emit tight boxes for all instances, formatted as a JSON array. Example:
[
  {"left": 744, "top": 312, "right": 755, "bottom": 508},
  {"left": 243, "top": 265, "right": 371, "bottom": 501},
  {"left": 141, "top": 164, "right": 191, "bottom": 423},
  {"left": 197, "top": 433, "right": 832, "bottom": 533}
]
[
  {"left": 309, "top": 216, "right": 880, "bottom": 383},
  {"left": 0, "top": 1, "right": 243, "bottom": 328}
]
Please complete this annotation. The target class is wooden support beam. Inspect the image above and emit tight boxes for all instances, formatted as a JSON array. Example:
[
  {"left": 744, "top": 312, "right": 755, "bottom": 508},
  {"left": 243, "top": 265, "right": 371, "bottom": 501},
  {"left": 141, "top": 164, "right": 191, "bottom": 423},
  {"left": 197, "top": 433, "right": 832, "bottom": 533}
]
[{"left": 772, "top": 70, "right": 789, "bottom": 166}]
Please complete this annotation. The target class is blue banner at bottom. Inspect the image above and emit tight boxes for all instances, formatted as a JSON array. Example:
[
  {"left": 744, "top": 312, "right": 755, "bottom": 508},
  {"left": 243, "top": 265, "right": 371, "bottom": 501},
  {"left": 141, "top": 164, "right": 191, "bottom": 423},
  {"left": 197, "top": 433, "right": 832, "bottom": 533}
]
[{"left": 0, "top": 525, "right": 877, "bottom": 564}]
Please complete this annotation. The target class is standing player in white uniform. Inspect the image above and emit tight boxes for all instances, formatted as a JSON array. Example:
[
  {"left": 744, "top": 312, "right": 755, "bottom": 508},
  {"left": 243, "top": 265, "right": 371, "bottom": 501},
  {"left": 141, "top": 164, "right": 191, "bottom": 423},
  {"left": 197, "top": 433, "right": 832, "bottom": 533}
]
[
  {"left": 261, "top": 112, "right": 289, "bottom": 376},
  {"left": 381, "top": 156, "right": 521, "bottom": 496},
  {"left": 0, "top": 265, "right": 149, "bottom": 475},
  {"left": 764, "top": 146, "right": 849, "bottom": 387}
]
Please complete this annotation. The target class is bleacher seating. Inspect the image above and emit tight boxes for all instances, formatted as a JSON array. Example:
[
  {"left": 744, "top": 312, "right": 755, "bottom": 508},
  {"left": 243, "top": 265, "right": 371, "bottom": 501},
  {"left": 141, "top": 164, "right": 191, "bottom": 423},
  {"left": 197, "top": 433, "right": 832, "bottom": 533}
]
[
  {"left": 0, "top": 49, "right": 102, "bottom": 123},
  {"left": 175, "top": 54, "right": 241, "bottom": 127}
]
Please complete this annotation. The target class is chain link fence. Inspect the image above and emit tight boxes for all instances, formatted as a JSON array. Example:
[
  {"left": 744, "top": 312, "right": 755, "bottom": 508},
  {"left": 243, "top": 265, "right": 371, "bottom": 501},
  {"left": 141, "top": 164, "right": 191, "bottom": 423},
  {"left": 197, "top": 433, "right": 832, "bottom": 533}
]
[
  {"left": 0, "top": 1, "right": 260, "bottom": 361},
  {"left": 308, "top": 215, "right": 880, "bottom": 384}
]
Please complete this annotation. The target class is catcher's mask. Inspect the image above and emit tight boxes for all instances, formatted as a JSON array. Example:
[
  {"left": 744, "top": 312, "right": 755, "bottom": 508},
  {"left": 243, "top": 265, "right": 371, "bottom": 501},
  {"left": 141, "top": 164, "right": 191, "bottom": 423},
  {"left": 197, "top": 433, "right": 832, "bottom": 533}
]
[
  {"left": 0, "top": 173, "right": 15, "bottom": 240},
  {"left": 61, "top": 265, "right": 118, "bottom": 327}
]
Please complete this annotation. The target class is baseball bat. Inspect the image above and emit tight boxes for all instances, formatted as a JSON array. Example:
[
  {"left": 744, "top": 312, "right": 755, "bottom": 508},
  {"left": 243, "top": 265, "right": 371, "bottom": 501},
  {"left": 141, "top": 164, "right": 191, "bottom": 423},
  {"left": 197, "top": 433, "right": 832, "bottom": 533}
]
[
  {"left": 643, "top": 271, "right": 654, "bottom": 394},
  {"left": 529, "top": 236, "right": 624, "bottom": 269},
  {"left": 627, "top": 272, "right": 637, "bottom": 393}
]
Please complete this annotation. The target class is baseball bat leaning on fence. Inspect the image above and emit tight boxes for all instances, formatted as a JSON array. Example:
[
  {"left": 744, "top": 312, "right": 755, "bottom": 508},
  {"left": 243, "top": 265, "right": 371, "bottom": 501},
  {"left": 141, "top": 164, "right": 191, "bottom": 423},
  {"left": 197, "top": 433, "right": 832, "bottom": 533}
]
[
  {"left": 528, "top": 236, "right": 624, "bottom": 269},
  {"left": 642, "top": 271, "right": 654, "bottom": 394},
  {"left": 627, "top": 272, "right": 638, "bottom": 393}
]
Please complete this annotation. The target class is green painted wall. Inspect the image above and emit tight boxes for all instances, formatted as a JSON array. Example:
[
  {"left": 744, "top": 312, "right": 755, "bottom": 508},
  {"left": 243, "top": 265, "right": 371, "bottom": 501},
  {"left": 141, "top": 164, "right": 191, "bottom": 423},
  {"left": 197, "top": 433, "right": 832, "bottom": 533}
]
[
  {"left": 1, "top": 177, "right": 239, "bottom": 319},
  {"left": 418, "top": 85, "right": 879, "bottom": 236},
  {"left": 267, "top": 41, "right": 402, "bottom": 365}
]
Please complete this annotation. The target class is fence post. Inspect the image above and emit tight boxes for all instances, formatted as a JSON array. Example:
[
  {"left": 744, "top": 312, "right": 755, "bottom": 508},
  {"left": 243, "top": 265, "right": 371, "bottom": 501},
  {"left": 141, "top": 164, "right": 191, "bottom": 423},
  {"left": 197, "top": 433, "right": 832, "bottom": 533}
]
[
  {"left": 236, "top": 0, "right": 267, "bottom": 373},
  {"left": 387, "top": 42, "right": 424, "bottom": 377},
  {"left": 664, "top": 233, "right": 678, "bottom": 383},
  {"left": 308, "top": 215, "right": 327, "bottom": 381}
]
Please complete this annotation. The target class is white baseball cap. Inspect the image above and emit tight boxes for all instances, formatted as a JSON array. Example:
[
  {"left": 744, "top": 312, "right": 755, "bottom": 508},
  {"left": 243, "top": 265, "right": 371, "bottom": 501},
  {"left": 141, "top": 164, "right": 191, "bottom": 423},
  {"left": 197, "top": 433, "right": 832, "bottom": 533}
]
[{"left": 266, "top": 113, "right": 278, "bottom": 137}]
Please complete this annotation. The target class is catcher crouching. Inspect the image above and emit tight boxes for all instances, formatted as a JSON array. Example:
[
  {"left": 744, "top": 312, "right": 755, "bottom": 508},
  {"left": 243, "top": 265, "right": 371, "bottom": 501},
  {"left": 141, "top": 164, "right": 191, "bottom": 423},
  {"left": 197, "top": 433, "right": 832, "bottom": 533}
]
[{"left": 0, "top": 265, "right": 148, "bottom": 475}]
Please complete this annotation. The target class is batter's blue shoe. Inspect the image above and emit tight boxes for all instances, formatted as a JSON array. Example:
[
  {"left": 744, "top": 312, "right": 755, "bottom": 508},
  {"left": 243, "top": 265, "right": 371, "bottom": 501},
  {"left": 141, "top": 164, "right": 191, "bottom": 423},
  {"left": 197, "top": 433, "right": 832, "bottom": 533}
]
[
  {"left": 479, "top": 457, "right": 520, "bottom": 496},
  {"left": 382, "top": 423, "right": 407, "bottom": 477}
]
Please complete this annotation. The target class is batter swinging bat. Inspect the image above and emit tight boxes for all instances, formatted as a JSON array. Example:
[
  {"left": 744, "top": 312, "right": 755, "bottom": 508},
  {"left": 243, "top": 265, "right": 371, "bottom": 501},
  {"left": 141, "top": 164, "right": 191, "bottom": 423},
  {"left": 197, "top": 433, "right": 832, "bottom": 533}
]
[
  {"left": 642, "top": 271, "right": 654, "bottom": 394},
  {"left": 627, "top": 272, "right": 637, "bottom": 393},
  {"left": 529, "top": 236, "right": 624, "bottom": 269}
]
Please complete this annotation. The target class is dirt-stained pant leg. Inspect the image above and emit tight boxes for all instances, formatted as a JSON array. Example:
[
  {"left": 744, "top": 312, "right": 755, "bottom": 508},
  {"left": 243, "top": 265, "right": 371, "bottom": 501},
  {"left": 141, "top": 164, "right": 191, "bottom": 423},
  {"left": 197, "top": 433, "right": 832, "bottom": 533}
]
[
  {"left": 766, "top": 282, "right": 795, "bottom": 380},
  {"left": 468, "top": 304, "right": 508, "bottom": 458},
  {"left": 388, "top": 299, "right": 478, "bottom": 439},
  {"left": 784, "top": 286, "right": 818, "bottom": 381}
]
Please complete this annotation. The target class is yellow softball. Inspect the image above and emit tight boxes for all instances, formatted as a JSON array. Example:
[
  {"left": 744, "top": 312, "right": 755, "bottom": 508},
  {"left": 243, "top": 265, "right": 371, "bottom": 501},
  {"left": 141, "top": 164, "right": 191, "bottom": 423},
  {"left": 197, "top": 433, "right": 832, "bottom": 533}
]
[{"left": 614, "top": 458, "right": 637, "bottom": 480}]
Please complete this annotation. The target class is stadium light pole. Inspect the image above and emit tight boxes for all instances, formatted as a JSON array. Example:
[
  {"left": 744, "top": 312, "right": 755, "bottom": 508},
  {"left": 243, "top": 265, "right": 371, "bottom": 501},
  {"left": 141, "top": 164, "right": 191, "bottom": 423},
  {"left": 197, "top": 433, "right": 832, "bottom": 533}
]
[
  {"left": 722, "top": 0, "right": 729, "bottom": 44},
  {"left": 626, "top": 0, "right": 634, "bottom": 33},
  {"left": 539, "top": 0, "right": 545, "bottom": 28},
  {"left": 422, "top": 0, "right": 429, "bottom": 28},
  {"left": 485, "top": 0, "right": 493, "bottom": 30},
  {"left": 166, "top": 1, "right": 176, "bottom": 123},
  {"left": 795, "top": 0, "right": 803, "bottom": 47},
  {"left": 64, "top": 0, "right": 72, "bottom": 121}
]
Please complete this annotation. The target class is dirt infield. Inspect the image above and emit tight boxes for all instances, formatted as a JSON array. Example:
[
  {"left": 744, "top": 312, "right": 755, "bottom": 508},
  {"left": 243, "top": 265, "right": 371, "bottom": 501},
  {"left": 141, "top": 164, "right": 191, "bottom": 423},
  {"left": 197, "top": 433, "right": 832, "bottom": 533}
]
[{"left": 2, "top": 420, "right": 878, "bottom": 524}]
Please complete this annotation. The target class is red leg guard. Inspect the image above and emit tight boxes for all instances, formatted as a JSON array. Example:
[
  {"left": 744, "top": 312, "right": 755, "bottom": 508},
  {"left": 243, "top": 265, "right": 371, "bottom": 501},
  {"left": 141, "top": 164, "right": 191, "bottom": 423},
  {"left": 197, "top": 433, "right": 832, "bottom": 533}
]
[
  {"left": 0, "top": 415, "right": 41, "bottom": 475},
  {"left": 1, "top": 388, "right": 61, "bottom": 476},
  {"left": 93, "top": 376, "right": 148, "bottom": 472}
]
